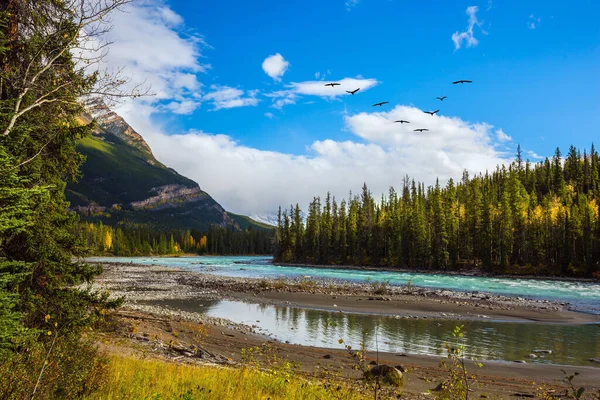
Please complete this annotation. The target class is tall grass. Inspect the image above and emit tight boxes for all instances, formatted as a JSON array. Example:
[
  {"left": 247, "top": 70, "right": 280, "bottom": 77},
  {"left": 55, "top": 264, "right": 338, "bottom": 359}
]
[{"left": 86, "top": 355, "right": 366, "bottom": 400}]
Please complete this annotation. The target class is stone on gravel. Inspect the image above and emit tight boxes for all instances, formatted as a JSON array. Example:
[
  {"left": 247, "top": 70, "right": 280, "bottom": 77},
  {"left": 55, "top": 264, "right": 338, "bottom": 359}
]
[{"left": 367, "top": 365, "right": 403, "bottom": 386}]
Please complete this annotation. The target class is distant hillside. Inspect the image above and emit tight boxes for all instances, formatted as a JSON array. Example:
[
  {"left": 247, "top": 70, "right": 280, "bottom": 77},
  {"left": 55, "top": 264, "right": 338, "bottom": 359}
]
[{"left": 67, "top": 100, "right": 272, "bottom": 231}]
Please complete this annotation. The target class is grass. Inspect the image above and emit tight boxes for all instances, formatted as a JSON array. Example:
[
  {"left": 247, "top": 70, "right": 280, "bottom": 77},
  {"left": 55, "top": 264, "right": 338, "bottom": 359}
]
[
  {"left": 71, "top": 133, "right": 196, "bottom": 207},
  {"left": 86, "top": 355, "right": 366, "bottom": 400}
]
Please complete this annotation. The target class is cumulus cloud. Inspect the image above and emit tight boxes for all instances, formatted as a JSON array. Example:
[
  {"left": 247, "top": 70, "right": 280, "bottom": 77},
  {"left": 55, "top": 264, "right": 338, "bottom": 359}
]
[
  {"left": 202, "top": 85, "right": 259, "bottom": 110},
  {"left": 137, "top": 105, "right": 512, "bottom": 216},
  {"left": 452, "top": 6, "right": 483, "bottom": 50},
  {"left": 264, "top": 112, "right": 274, "bottom": 119},
  {"left": 496, "top": 129, "right": 512, "bottom": 142},
  {"left": 266, "top": 77, "right": 379, "bottom": 109},
  {"left": 82, "top": 0, "right": 208, "bottom": 118},
  {"left": 262, "top": 53, "right": 290, "bottom": 81},
  {"left": 95, "top": 1, "right": 521, "bottom": 218}
]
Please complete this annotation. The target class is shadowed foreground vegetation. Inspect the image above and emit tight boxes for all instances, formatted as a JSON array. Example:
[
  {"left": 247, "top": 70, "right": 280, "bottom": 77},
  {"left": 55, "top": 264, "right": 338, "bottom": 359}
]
[{"left": 85, "top": 355, "right": 366, "bottom": 400}]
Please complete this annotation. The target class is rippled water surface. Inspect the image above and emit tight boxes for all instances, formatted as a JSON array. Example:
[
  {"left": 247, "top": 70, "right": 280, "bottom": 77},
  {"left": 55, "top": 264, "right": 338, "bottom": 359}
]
[
  {"left": 141, "top": 298, "right": 600, "bottom": 367},
  {"left": 91, "top": 255, "right": 600, "bottom": 313}
]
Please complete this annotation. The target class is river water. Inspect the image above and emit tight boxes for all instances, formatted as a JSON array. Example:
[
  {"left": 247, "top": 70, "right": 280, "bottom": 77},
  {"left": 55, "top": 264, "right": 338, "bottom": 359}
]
[
  {"left": 91, "top": 255, "right": 600, "bottom": 314},
  {"left": 141, "top": 298, "right": 600, "bottom": 367}
]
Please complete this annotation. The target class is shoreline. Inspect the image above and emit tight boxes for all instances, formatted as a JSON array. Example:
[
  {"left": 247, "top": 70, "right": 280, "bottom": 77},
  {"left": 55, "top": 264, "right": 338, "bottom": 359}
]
[
  {"left": 84, "top": 254, "right": 600, "bottom": 283},
  {"left": 91, "top": 261, "right": 600, "bottom": 325},
  {"left": 273, "top": 260, "right": 600, "bottom": 283}
]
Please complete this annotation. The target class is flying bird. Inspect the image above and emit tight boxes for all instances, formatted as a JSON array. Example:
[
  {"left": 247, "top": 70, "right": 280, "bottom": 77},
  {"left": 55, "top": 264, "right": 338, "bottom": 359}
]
[
  {"left": 436, "top": 96, "right": 447, "bottom": 101},
  {"left": 372, "top": 101, "right": 389, "bottom": 107},
  {"left": 394, "top": 120, "right": 410, "bottom": 124},
  {"left": 452, "top": 80, "right": 472, "bottom": 84},
  {"left": 346, "top": 88, "right": 360, "bottom": 95},
  {"left": 424, "top": 109, "right": 439, "bottom": 116},
  {"left": 414, "top": 128, "right": 429, "bottom": 132},
  {"left": 325, "top": 82, "right": 341, "bottom": 87}
]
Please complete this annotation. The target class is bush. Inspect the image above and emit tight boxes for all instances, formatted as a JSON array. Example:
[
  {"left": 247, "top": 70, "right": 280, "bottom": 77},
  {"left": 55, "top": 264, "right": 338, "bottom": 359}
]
[
  {"left": 370, "top": 280, "right": 390, "bottom": 295},
  {"left": 0, "top": 336, "right": 108, "bottom": 400}
]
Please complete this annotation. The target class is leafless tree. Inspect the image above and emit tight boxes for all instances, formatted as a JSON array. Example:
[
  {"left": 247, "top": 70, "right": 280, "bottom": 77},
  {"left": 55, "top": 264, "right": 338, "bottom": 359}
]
[{"left": 0, "top": 0, "right": 147, "bottom": 137}]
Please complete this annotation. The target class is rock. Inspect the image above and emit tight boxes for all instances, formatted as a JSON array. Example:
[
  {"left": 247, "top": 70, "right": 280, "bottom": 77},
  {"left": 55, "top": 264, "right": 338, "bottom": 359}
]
[
  {"left": 527, "top": 354, "right": 538, "bottom": 359},
  {"left": 533, "top": 349, "right": 552, "bottom": 354},
  {"left": 513, "top": 360, "right": 527, "bottom": 364},
  {"left": 430, "top": 382, "right": 444, "bottom": 392},
  {"left": 590, "top": 358, "right": 600, "bottom": 364},
  {"left": 367, "top": 365, "right": 403, "bottom": 386},
  {"left": 369, "top": 360, "right": 378, "bottom": 365},
  {"left": 395, "top": 364, "right": 408, "bottom": 373},
  {"left": 323, "top": 354, "right": 333, "bottom": 359}
]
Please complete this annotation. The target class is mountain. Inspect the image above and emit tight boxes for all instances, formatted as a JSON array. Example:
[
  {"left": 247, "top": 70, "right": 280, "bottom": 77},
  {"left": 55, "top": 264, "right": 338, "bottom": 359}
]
[{"left": 67, "top": 100, "right": 271, "bottom": 231}]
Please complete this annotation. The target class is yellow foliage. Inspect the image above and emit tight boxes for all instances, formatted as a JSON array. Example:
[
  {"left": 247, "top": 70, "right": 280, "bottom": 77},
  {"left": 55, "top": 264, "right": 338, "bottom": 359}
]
[
  {"left": 188, "top": 235, "right": 196, "bottom": 248},
  {"left": 199, "top": 235, "right": 208, "bottom": 250},
  {"left": 103, "top": 231, "right": 112, "bottom": 251},
  {"left": 458, "top": 204, "right": 466, "bottom": 219},
  {"left": 589, "top": 199, "right": 599, "bottom": 220}
]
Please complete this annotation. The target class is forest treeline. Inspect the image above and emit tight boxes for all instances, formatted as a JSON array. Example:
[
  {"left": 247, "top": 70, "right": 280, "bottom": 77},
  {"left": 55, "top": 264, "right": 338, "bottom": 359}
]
[
  {"left": 275, "top": 145, "right": 600, "bottom": 277},
  {"left": 77, "top": 222, "right": 273, "bottom": 256}
]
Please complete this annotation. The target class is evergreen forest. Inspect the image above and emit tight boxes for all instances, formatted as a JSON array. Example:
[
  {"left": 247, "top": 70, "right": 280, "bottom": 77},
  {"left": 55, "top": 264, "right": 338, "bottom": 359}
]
[{"left": 275, "top": 145, "right": 600, "bottom": 277}]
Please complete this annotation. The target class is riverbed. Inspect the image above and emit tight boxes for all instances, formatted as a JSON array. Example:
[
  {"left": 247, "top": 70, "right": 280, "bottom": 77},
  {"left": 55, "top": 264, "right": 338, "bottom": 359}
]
[
  {"left": 88, "top": 255, "right": 600, "bottom": 314},
  {"left": 89, "top": 257, "right": 600, "bottom": 368}
]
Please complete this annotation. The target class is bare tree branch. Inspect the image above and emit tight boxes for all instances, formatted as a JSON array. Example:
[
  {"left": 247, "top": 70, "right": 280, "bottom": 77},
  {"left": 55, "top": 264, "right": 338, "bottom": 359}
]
[{"left": 1, "top": 0, "right": 140, "bottom": 137}]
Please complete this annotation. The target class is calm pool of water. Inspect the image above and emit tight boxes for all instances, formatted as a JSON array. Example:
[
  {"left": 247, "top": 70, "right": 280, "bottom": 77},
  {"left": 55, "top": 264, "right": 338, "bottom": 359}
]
[{"left": 140, "top": 298, "right": 600, "bottom": 367}]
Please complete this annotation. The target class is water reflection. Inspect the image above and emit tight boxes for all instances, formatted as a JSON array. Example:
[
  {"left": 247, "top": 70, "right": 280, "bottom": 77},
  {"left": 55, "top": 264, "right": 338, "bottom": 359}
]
[{"left": 142, "top": 298, "right": 600, "bottom": 367}]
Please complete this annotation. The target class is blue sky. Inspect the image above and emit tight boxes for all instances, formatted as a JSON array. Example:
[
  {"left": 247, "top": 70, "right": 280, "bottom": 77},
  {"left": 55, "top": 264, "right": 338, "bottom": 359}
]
[
  {"left": 161, "top": 0, "right": 600, "bottom": 155},
  {"left": 104, "top": 0, "right": 600, "bottom": 217}
]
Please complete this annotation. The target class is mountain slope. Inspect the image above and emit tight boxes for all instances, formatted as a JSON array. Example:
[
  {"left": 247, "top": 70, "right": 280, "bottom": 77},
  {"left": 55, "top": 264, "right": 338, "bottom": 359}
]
[{"left": 67, "top": 101, "right": 271, "bottom": 231}]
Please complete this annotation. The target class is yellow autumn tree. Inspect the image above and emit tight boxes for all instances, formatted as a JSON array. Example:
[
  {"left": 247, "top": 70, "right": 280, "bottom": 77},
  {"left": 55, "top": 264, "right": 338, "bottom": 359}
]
[
  {"left": 104, "top": 230, "right": 113, "bottom": 251},
  {"left": 198, "top": 235, "right": 208, "bottom": 250}
]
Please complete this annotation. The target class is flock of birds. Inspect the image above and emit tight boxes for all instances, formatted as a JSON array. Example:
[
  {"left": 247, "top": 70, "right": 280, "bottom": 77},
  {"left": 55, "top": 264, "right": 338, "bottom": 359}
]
[{"left": 324, "top": 79, "right": 473, "bottom": 132}]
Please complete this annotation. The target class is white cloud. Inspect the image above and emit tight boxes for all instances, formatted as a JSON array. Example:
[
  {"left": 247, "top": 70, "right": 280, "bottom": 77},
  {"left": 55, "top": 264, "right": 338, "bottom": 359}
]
[
  {"left": 80, "top": 0, "right": 209, "bottom": 119},
  {"left": 265, "top": 90, "right": 299, "bottom": 109},
  {"left": 165, "top": 100, "right": 200, "bottom": 115},
  {"left": 452, "top": 6, "right": 483, "bottom": 50},
  {"left": 496, "top": 129, "right": 512, "bottom": 142},
  {"left": 266, "top": 77, "right": 379, "bottom": 109},
  {"left": 203, "top": 85, "right": 259, "bottom": 110},
  {"left": 262, "top": 53, "right": 290, "bottom": 81},
  {"left": 527, "top": 150, "right": 544, "bottom": 160},
  {"left": 315, "top": 71, "right": 321, "bottom": 79},
  {"left": 264, "top": 112, "right": 274, "bottom": 119},
  {"left": 95, "top": 1, "right": 525, "bottom": 217},
  {"left": 528, "top": 14, "right": 541, "bottom": 29},
  {"left": 137, "top": 104, "right": 512, "bottom": 216},
  {"left": 346, "top": 0, "right": 359, "bottom": 11}
]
